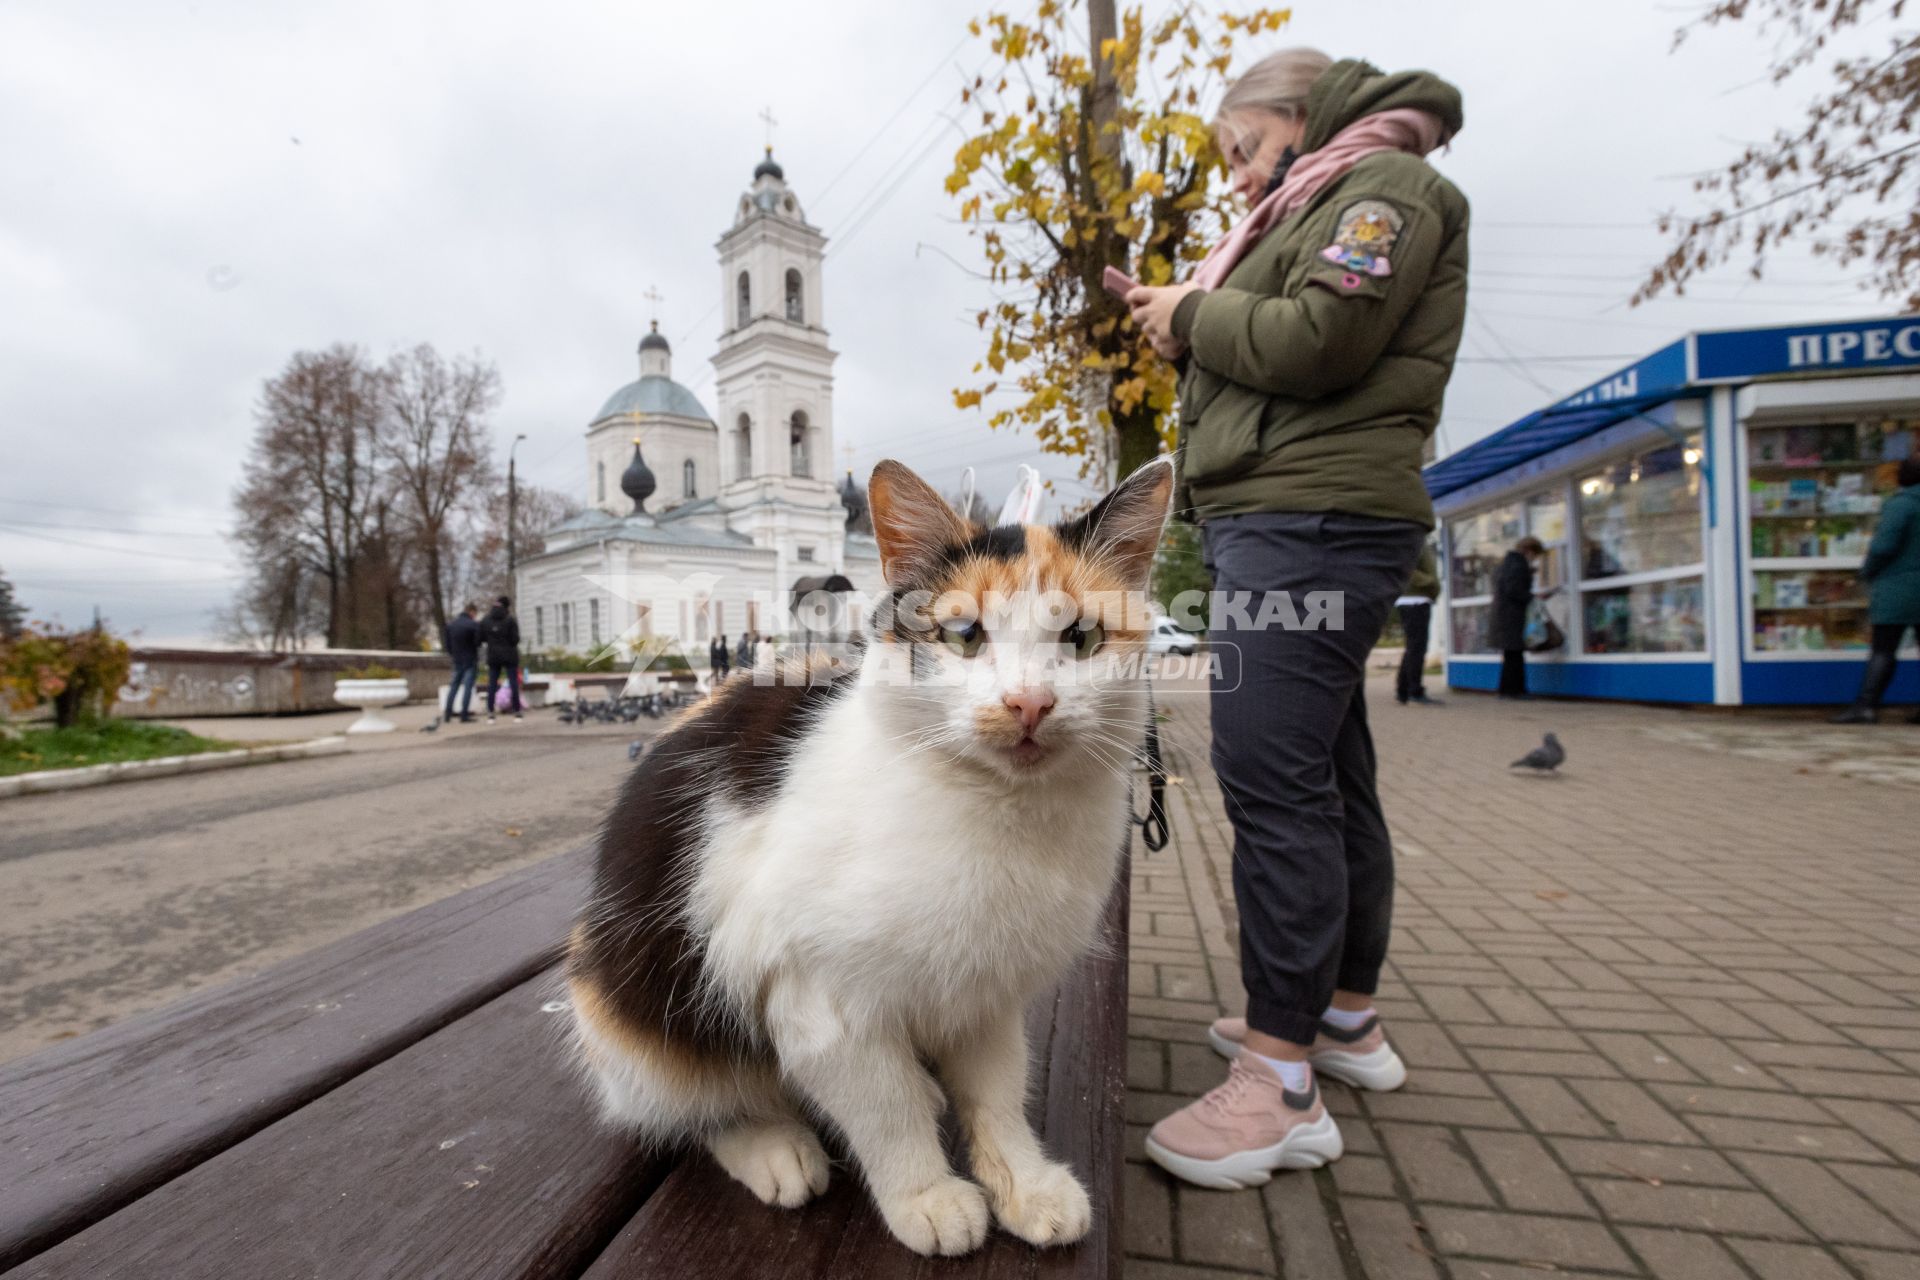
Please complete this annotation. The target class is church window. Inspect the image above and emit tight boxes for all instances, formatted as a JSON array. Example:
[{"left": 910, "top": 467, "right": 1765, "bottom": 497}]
[
  {"left": 737, "top": 271, "right": 751, "bottom": 326},
  {"left": 735, "top": 414, "right": 752, "bottom": 478},
  {"left": 797, "top": 546, "right": 815, "bottom": 563},
  {"left": 590, "top": 598, "right": 601, "bottom": 645},
  {"left": 683, "top": 458, "right": 697, "bottom": 498},
  {"left": 785, "top": 269, "right": 803, "bottom": 323},
  {"left": 535, "top": 606, "right": 545, "bottom": 648},
  {"left": 596, "top": 461, "right": 606, "bottom": 504},
  {"left": 558, "top": 603, "right": 572, "bottom": 647},
  {"left": 789, "top": 410, "right": 812, "bottom": 478}
]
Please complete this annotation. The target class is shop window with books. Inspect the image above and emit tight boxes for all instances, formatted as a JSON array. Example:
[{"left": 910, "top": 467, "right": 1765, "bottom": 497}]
[
  {"left": 1747, "top": 417, "right": 1918, "bottom": 652},
  {"left": 1584, "top": 576, "right": 1706, "bottom": 654},
  {"left": 1526, "top": 490, "right": 1570, "bottom": 591},
  {"left": 1447, "top": 502, "right": 1524, "bottom": 598},
  {"left": 1577, "top": 436, "right": 1703, "bottom": 579}
]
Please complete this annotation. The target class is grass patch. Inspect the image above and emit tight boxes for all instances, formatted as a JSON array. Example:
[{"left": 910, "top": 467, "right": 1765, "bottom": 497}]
[{"left": 0, "top": 720, "right": 243, "bottom": 778}]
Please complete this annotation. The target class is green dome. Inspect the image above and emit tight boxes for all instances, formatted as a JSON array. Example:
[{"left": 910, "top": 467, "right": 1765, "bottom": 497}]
[{"left": 594, "top": 375, "right": 712, "bottom": 423}]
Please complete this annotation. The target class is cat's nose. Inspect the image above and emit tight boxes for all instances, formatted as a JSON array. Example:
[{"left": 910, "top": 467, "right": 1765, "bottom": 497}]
[{"left": 1003, "top": 689, "right": 1055, "bottom": 734}]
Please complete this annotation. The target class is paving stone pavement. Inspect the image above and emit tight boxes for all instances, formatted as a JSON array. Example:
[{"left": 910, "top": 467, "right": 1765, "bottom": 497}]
[{"left": 1124, "top": 672, "right": 1920, "bottom": 1280}]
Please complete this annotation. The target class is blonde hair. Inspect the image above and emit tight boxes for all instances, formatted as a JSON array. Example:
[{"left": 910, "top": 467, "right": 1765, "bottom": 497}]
[{"left": 1217, "top": 47, "right": 1333, "bottom": 127}]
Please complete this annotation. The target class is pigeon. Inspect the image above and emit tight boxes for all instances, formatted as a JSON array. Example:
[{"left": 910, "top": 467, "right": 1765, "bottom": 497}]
[
  {"left": 1510, "top": 732, "right": 1564, "bottom": 772},
  {"left": 627, "top": 740, "right": 645, "bottom": 762},
  {"left": 419, "top": 717, "right": 440, "bottom": 734}
]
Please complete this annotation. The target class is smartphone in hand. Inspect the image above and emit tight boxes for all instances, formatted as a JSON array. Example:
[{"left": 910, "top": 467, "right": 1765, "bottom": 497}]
[{"left": 1102, "top": 265, "right": 1139, "bottom": 299}]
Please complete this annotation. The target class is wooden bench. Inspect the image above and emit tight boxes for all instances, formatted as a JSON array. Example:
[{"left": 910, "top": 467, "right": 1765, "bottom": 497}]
[{"left": 0, "top": 844, "right": 1129, "bottom": 1278}]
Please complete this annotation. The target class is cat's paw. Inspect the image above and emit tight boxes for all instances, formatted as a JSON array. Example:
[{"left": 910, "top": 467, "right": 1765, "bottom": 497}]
[
  {"left": 881, "top": 1176, "right": 992, "bottom": 1256},
  {"left": 707, "top": 1121, "right": 831, "bottom": 1209},
  {"left": 991, "top": 1160, "right": 1092, "bottom": 1247}
]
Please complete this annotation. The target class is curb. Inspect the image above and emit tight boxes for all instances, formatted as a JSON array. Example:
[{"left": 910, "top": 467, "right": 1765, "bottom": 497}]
[{"left": 0, "top": 736, "right": 351, "bottom": 799}]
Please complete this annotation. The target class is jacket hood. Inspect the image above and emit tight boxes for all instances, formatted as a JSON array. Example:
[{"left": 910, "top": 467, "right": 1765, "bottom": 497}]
[
  {"left": 486, "top": 604, "right": 508, "bottom": 621},
  {"left": 1301, "top": 59, "right": 1464, "bottom": 155}
]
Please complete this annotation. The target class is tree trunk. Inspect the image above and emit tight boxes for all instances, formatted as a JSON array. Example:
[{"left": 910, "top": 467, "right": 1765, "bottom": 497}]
[{"left": 1113, "top": 400, "right": 1162, "bottom": 479}]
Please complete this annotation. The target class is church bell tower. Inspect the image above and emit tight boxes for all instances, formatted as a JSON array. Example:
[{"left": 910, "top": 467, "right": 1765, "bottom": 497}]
[{"left": 713, "top": 146, "right": 846, "bottom": 582}]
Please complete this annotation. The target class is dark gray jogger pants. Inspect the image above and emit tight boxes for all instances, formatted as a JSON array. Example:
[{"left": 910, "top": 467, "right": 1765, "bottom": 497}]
[{"left": 1204, "top": 512, "right": 1426, "bottom": 1047}]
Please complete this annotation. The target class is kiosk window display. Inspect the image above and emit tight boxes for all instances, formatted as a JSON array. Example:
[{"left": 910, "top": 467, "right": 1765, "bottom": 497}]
[
  {"left": 1746, "top": 416, "right": 1918, "bottom": 653},
  {"left": 1423, "top": 316, "right": 1920, "bottom": 704}
]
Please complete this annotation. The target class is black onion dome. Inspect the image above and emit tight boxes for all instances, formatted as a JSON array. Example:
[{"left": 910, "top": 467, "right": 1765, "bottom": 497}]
[
  {"left": 638, "top": 320, "right": 669, "bottom": 353},
  {"left": 838, "top": 470, "right": 867, "bottom": 529},
  {"left": 754, "top": 147, "right": 785, "bottom": 181},
  {"left": 621, "top": 440, "right": 657, "bottom": 513}
]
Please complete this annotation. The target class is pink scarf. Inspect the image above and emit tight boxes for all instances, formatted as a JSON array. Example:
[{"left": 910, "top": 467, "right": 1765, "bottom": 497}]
[{"left": 1192, "top": 108, "right": 1448, "bottom": 291}]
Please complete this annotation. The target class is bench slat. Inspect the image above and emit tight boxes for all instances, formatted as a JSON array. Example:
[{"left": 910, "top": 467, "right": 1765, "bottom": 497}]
[
  {"left": 577, "top": 871, "right": 1129, "bottom": 1280},
  {"left": 7, "top": 972, "right": 668, "bottom": 1280},
  {"left": 0, "top": 847, "right": 593, "bottom": 1270}
]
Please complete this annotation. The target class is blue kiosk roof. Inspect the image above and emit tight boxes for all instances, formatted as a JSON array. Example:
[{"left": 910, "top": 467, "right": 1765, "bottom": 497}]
[{"left": 1424, "top": 315, "right": 1920, "bottom": 501}]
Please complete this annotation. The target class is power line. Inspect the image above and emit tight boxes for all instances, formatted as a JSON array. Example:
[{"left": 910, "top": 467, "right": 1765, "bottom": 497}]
[
  {"left": 0, "top": 494, "right": 224, "bottom": 528},
  {"left": 809, "top": 31, "right": 974, "bottom": 216},
  {"left": 0, "top": 516, "right": 228, "bottom": 540},
  {"left": 0, "top": 522, "right": 237, "bottom": 567}
]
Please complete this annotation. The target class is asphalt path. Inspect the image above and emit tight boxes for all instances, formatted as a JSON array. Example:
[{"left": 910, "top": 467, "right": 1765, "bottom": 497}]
[{"left": 0, "top": 713, "right": 648, "bottom": 1063}]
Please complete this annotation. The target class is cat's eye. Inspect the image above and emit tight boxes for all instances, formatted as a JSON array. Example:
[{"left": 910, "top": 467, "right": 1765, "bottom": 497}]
[
  {"left": 1065, "top": 621, "right": 1103, "bottom": 659},
  {"left": 940, "top": 618, "right": 985, "bottom": 658}
]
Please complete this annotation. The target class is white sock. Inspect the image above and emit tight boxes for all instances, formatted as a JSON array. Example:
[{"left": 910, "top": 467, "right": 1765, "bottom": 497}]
[
  {"left": 1249, "top": 1053, "right": 1312, "bottom": 1092},
  {"left": 1322, "top": 1005, "right": 1376, "bottom": 1031}
]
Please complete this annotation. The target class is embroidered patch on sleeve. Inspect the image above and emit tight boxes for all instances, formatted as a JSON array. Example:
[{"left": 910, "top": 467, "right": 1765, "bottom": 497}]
[{"left": 1318, "top": 199, "right": 1405, "bottom": 284}]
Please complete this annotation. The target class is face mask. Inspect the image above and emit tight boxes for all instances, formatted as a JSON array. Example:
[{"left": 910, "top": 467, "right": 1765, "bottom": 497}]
[{"left": 1262, "top": 145, "right": 1299, "bottom": 198}]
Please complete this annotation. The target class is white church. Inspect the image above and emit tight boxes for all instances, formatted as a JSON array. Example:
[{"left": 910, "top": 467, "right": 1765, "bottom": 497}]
[{"left": 514, "top": 150, "right": 886, "bottom": 659}]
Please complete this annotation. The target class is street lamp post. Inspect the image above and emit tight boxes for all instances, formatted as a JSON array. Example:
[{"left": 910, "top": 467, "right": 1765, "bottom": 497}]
[{"left": 508, "top": 433, "right": 528, "bottom": 582}]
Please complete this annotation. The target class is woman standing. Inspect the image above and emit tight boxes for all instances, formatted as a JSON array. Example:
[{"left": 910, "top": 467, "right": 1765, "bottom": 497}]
[
  {"left": 1490, "top": 537, "right": 1544, "bottom": 699},
  {"left": 1833, "top": 457, "right": 1920, "bottom": 724},
  {"left": 1126, "top": 50, "right": 1467, "bottom": 1186}
]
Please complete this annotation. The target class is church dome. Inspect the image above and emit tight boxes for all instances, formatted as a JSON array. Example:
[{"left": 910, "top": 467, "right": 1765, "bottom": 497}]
[
  {"left": 838, "top": 470, "right": 868, "bottom": 529},
  {"left": 753, "top": 147, "right": 785, "bottom": 181},
  {"left": 595, "top": 377, "right": 712, "bottom": 423},
  {"left": 621, "top": 440, "right": 657, "bottom": 513},
  {"left": 638, "top": 326, "right": 670, "bottom": 354}
]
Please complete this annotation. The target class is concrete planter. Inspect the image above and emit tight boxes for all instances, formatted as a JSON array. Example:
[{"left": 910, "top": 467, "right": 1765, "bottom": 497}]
[{"left": 333, "top": 678, "right": 410, "bottom": 734}]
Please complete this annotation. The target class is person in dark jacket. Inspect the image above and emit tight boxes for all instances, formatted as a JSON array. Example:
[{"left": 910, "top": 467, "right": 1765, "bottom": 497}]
[
  {"left": 1396, "top": 544, "right": 1441, "bottom": 705},
  {"left": 443, "top": 602, "right": 482, "bottom": 723},
  {"left": 734, "top": 631, "right": 753, "bottom": 673},
  {"left": 481, "top": 596, "right": 523, "bottom": 722},
  {"left": 715, "top": 633, "right": 731, "bottom": 681},
  {"left": 1833, "top": 457, "right": 1920, "bottom": 724},
  {"left": 1125, "top": 48, "right": 1469, "bottom": 1187},
  {"left": 1490, "top": 537, "right": 1543, "bottom": 699}
]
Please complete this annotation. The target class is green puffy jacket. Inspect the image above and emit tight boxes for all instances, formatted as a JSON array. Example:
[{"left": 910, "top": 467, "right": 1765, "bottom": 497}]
[{"left": 1171, "top": 59, "right": 1469, "bottom": 529}]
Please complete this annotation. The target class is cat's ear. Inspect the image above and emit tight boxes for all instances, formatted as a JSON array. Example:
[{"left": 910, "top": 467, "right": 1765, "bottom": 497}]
[
  {"left": 869, "top": 459, "right": 973, "bottom": 588},
  {"left": 1060, "top": 456, "right": 1174, "bottom": 588}
]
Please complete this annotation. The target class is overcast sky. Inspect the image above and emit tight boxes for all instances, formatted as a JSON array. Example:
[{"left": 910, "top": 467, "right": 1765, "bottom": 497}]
[{"left": 0, "top": 0, "right": 1903, "bottom": 643}]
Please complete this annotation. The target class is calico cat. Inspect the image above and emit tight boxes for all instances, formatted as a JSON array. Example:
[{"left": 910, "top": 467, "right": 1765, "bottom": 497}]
[{"left": 565, "top": 456, "right": 1172, "bottom": 1256}]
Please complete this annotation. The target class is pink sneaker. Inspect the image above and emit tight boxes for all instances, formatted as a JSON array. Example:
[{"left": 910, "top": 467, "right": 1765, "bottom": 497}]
[
  {"left": 1144, "top": 1056, "right": 1343, "bottom": 1188},
  {"left": 1207, "top": 1014, "right": 1408, "bottom": 1092}
]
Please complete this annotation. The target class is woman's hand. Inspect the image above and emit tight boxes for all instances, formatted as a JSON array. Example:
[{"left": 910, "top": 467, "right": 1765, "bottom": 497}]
[{"left": 1126, "top": 283, "right": 1201, "bottom": 361}]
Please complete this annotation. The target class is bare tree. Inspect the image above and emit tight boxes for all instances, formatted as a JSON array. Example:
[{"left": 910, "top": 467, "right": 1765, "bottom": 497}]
[
  {"left": 1638, "top": 1, "right": 1920, "bottom": 308},
  {"left": 465, "top": 482, "right": 582, "bottom": 605},
  {"left": 231, "top": 346, "right": 388, "bottom": 648},
  {"left": 378, "top": 345, "right": 502, "bottom": 638}
]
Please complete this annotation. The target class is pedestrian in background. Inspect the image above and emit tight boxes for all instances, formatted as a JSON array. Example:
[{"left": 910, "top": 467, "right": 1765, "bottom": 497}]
[
  {"left": 1833, "top": 456, "right": 1920, "bottom": 724},
  {"left": 481, "top": 596, "right": 523, "bottom": 723},
  {"left": 1396, "top": 543, "right": 1441, "bottom": 706},
  {"left": 734, "top": 630, "right": 753, "bottom": 673},
  {"left": 443, "top": 602, "right": 481, "bottom": 724},
  {"left": 1123, "top": 47, "right": 1468, "bottom": 1186},
  {"left": 1490, "top": 537, "right": 1543, "bottom": 699}
]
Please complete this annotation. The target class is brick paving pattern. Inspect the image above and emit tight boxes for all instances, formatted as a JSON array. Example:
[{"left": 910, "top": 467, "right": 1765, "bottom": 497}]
[{"left": 1124, "top": 672, "right": 1920, "bottom": 1280}]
